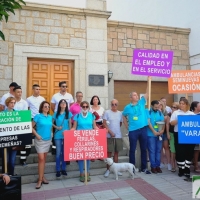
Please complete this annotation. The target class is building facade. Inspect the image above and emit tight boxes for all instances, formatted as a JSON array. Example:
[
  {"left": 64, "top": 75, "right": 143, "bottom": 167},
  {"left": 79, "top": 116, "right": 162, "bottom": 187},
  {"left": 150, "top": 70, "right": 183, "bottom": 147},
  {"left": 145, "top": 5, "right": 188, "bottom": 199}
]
[{"left": 0, "top": 0, "right": 190, "bottom": 109}]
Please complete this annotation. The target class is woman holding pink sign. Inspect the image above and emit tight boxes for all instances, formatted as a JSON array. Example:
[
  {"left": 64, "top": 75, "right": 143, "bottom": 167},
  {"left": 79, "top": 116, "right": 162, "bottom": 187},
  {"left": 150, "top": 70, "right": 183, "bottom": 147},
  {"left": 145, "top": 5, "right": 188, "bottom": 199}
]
[{"left": 71, "top": 101, "right": 97, "bottom": 182}]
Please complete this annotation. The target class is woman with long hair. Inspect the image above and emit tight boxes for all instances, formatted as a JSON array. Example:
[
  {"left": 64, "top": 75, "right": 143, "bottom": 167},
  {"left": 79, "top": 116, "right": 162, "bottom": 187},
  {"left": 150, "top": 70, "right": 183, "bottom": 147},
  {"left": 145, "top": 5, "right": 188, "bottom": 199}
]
[
  {"left": 32, "top": 101, "right": 52, "bottom": 189},
  {"left": 170, "top": 98, "right": 195, "bottom": 178},
  {"left": 52, "top": 99, "right": 72, "bottom": 178},
  {"left": 159, "top": 101, "right": 171, "bottom": 171},
  {"left": 72, "top": 101, "right": 97, "bottom": 182},
  {"left": 168, "top": 102, "right": 179, "bottom": 172}
]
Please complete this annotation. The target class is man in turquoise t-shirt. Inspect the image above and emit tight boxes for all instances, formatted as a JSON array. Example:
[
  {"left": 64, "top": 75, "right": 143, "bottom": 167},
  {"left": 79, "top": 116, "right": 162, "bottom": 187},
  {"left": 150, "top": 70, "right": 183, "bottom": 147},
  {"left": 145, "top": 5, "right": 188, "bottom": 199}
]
[
  {"left": 147, "top": 100, "right": 165, "bottom": 174},
  {"left": 122, "top": 76, "right": 151, "bottom": 174}
]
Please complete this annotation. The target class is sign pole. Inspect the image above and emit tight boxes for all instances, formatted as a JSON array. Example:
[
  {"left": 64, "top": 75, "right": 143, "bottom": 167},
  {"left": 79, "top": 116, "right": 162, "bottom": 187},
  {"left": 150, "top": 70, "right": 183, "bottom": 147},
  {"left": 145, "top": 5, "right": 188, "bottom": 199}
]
[
  {"left": 185, "top": 93, "right": 188, "bottom": 100},
  {"left": 148, "top": 78, "right": 151, "bottom": 109},
  {"left": 4, "top": 148, "right": 7, "bottom": 173},
  {"left": 84, "top": 160, "right": 87, "bottom": 185}
]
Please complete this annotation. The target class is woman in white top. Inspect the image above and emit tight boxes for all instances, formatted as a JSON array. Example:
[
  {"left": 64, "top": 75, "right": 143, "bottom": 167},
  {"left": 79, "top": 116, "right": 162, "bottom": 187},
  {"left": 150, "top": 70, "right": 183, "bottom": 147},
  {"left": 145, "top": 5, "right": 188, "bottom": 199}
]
[
  {"left": 90, "top": 95, "right": 105, "bottom": 127},
  {"left": 89, "top": 95, "right": 104, "bottom": 161},
  {"left": 170, "top": 98, "right": 195, "bottom": 178}
]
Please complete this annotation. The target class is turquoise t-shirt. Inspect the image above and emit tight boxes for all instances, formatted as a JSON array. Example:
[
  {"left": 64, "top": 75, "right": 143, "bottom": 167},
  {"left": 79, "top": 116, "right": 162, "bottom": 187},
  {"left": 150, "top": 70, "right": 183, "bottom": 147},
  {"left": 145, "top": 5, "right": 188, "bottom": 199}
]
[
  {"left": 147, "top": 108, "right": 164, "bottom": 137},
  {"left": 74, "top": 112, "right": 95, "bottom": 130},
  {"left": 53, "top": 111, "right": 72, "bottom": 139},
  {"left": 34, "top": 113, "right": 52, "bottom": 140},
  {"left": 122, "top": 97, "right": 148, "bottom": 131}
]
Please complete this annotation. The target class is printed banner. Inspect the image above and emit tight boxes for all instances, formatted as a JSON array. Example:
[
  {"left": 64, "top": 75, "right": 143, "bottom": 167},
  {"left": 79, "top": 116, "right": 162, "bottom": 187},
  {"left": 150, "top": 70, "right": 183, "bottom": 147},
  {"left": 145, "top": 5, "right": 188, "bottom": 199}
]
[
  {"left": 178, "top": 115, "right": 200, "bottom": 144},
  {"left": 132, "top": 49, "right": 173, "bottom": 77},
  {"left": 168, "top": 70, "right": 200, "bottom": 94},
  {"left": 64, "top": 129, "right": 107, "bottom": 161},
  {"left": 0, "top": 110, "right": 32, "bottom": 148}
]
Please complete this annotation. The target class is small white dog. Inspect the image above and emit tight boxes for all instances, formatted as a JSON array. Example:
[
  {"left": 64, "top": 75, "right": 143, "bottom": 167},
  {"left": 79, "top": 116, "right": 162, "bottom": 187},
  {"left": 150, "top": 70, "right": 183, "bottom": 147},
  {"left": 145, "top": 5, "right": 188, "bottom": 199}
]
[{"left": 104, "top": 158, "right": 138, "bottom": 180}]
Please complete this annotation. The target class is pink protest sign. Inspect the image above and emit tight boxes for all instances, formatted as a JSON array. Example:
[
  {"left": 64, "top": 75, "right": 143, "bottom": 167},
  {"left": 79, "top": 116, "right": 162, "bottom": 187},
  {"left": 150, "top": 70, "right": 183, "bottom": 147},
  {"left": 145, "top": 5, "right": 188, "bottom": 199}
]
[{"left": 132, "top": 49, "right": 173, "bottom": 78}]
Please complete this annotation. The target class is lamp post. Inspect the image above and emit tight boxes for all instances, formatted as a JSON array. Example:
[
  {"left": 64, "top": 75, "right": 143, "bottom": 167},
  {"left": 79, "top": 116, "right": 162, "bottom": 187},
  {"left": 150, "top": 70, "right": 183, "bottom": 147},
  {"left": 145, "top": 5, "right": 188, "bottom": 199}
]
[{"left": 108, "top": 70, "right": 113, "bottom": 83}]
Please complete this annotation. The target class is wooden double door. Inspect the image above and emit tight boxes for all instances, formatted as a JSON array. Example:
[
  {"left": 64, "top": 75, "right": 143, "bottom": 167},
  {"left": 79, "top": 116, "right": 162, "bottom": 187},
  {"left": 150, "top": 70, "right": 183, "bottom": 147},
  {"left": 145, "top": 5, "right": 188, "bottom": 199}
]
[{"left": 27, "top": 59, "right": 74, "bottom": 103}]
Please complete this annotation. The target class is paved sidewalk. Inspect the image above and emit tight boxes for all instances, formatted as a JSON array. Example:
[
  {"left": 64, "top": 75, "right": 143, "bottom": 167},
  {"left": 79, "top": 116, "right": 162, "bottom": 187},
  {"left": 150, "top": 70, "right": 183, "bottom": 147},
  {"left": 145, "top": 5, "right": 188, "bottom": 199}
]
[{"left": 22, "top": 167, "right": 195, "bottom": 200}]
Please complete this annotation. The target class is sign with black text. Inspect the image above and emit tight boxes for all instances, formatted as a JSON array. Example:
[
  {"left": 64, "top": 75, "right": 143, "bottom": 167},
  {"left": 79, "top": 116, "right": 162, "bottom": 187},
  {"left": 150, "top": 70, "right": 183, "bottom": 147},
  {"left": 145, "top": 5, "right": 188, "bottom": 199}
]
[{"left": 0, "top": 110, "right": 32, "bottom": 148}]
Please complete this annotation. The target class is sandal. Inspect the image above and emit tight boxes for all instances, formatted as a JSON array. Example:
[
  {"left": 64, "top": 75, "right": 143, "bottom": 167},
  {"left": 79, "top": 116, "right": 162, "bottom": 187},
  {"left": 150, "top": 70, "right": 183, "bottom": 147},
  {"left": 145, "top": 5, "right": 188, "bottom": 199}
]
[
  {"left": 80, "top": 176, "right": 85, "bottom": 182},
  {"left": 35, "top": 180, "right": 42, "bottom": 189},
  {"left": 87, "top": 176, "right": 91, "bottom": 182},
  {"left": 194, "top": 168, "right": 200, "bottom": 173},
  {"left": 42, "top": 177, "right": 49, "bottom": 184},
  {"left": 171, "top": 168, "right": 176, "bottom": 172}
]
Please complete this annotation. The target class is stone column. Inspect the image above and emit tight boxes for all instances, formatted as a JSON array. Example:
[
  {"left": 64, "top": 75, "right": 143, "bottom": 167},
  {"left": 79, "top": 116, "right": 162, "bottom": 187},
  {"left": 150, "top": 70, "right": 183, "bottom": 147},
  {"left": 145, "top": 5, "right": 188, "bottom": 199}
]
[{"left": 85, "top": 0, "right": 108, "bottom": 108}]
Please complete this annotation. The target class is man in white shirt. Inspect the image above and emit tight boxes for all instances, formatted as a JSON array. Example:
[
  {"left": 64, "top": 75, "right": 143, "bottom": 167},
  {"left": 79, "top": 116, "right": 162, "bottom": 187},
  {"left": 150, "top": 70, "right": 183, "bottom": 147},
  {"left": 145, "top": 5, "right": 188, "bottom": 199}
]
[
  {"left": 0, "top": 82, "right": 18, "bottom": 111},
  {"left": 160, "top": 97, "right": 172, "bottom": 114},
  {"left": 51, "top": 81, "right": 74, "bottom": 112},
  {"left": 103, "top": 99, "right": 123, "bottom": 177},
  {"left": 26, "top": 84, "right": 45, "bottom": 119},
  {"left": 13, "top": 86, "right": 30, "bottom": 166},
  {"left": 50, "top": 81, "right": 74, "bottom": 155}
]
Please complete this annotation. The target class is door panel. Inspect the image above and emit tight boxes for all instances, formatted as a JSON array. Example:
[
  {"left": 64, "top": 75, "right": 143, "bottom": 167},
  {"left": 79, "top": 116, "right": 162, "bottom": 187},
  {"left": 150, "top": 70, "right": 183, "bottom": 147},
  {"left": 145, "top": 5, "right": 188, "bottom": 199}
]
[
  {"left": 27, "top": 59, "right": 74, "bottom": 105},
  {"left": 114, "top": 81, "right": 174, "bottom": 111}
]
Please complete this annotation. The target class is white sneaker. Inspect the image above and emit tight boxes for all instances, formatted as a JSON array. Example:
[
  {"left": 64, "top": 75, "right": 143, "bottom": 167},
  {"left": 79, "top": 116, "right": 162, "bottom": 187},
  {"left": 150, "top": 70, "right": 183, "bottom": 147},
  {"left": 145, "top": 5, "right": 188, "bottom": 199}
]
[
  {"left": 160, "top": 163, "right": 165, "bottom": 168},
  {"left": 167, "top": 163, "right": 172, "bottom": 171},
  {"left": 104, "top": 170, "right": 110, "bottom": 177},
  {"left": 118, "top": 172, "right": 122, "bottom": 176}
]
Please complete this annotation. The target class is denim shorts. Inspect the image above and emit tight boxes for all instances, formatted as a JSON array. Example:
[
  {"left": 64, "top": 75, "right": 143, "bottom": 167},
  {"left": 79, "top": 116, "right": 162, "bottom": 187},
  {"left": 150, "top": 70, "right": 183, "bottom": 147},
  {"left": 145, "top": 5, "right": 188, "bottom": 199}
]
[{"left": 162, "top": 133, "right": 168, "bottom": 141}]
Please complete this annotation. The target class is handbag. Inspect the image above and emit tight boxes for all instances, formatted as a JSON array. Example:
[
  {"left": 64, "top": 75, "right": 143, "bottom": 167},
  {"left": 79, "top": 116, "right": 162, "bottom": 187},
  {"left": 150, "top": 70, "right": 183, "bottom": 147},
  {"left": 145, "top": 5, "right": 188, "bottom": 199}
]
[{"left": 0, "top": 175, "right": 21, "bottom": 200}]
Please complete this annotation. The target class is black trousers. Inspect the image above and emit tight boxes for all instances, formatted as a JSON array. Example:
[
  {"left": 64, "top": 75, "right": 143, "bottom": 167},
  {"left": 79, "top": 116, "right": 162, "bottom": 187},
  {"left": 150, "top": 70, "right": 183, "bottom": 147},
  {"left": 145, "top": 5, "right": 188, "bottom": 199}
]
[{"left": 174, "top": 132, "right": 195, "bottom": 174}]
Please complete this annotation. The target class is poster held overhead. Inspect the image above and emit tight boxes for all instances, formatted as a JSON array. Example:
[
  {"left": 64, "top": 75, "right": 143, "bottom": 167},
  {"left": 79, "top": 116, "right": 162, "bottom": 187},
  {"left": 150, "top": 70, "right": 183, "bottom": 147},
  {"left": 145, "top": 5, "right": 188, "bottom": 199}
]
[
  {"left": 168, "top": 70, "right": 200, "bottom": 94},
  {"left": 132, "top": 49, "right": 173, "bottom": 78}
]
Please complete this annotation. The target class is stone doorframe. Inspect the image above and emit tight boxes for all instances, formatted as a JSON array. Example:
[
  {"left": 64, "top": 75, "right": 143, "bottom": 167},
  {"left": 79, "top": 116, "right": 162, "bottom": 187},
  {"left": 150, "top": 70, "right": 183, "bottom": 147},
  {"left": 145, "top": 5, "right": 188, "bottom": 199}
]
[{"left": 13, "top": 43, "right": 86, "bottom": 99}]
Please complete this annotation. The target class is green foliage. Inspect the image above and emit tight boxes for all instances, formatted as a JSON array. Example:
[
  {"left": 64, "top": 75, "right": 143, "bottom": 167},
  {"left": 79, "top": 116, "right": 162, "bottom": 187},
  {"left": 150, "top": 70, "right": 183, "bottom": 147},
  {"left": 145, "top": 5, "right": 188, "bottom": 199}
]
[{"left": 0, "top": 0, "right": 26, "bottom": 40}]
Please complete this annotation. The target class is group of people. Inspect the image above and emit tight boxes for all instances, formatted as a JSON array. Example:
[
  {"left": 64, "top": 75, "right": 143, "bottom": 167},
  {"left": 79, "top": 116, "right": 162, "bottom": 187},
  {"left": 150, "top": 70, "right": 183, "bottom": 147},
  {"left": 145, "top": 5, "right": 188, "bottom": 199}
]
[
  {"left": 0, "top": 78, "right": 199, "bottom": 189},
  {"left": 123, "top": 76, "right": 200, "bottom": 181}
]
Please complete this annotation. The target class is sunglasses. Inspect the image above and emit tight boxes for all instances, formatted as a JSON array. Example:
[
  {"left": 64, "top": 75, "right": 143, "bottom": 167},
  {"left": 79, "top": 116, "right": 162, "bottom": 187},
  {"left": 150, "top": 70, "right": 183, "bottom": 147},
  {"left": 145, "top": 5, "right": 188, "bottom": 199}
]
[
  {"left": 111, "top": 104, "right": 118, "bottom": 106},
  {"left": 61, "top": 86, "right": 67, "bottom": 88},
  {"left": 44, "top": 105, "right": 50, "bottom": 108},
  {"left": 171, "top": 106, "right": 177, "bottom": 109},
  {"left": 82, "top": 106, "right": 89, "bottom": 109}
]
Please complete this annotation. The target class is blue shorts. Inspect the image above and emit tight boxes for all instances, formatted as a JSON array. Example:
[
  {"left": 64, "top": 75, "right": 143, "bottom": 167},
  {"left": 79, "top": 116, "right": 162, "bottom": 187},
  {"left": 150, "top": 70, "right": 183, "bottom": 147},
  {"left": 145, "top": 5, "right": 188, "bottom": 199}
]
[{"left": 162, "top": 133, "right": 168, "bottom": 141}]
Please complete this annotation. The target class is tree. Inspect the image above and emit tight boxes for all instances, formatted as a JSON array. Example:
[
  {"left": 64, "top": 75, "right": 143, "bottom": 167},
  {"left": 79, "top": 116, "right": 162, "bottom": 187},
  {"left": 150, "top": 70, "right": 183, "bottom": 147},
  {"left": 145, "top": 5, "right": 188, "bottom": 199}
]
[{"left": 0, "top": 0, "right": 26, "bottom": 40}]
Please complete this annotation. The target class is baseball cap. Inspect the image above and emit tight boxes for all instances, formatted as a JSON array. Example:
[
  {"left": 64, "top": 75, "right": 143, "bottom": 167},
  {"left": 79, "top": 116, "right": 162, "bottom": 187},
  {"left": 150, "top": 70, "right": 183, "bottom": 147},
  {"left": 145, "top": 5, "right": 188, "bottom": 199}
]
[{"left": 9, "top": 82, "right": 18, "bottom": 87}]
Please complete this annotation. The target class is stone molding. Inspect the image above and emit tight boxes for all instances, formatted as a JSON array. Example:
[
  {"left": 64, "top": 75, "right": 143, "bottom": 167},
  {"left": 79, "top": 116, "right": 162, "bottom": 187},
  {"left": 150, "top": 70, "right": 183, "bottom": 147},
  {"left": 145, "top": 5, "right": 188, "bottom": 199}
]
[
  {"left": 13, "top": 43, "right": 86, "bottom": 99},
  {"left": 22, "top": 2, "right": 111, "bottom": 19},
  {"left": 108, "top": 20, "right": 190, "bottom": 34}
]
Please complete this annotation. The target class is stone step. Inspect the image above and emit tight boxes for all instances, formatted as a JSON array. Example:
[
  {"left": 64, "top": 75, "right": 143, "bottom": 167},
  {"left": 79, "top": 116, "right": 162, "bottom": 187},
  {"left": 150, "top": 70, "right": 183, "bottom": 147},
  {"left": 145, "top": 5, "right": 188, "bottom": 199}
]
[
  {"left": 22, "top": 167, "right": 124, "bottom": 185},
  {"left": 13, "top": 156, "right": 129, "bottom": 176},
  {"left": 0, "top": 147, "right": 128, "bottom": 165}
]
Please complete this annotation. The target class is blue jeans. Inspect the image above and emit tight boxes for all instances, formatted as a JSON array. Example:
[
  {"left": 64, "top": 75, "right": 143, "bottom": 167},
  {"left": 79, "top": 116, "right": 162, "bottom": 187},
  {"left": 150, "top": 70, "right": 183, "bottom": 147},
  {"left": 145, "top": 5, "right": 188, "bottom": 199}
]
[
  {"left": 1, "top": 148, "right": 17, "bottom": 175},
  {"left": 78, "top": 160, "right": 90, "bottom": 174},
  {"left": 147, "top": 136, "right": 162, "bottom": 168},
  {"left": 54, "top": 139, "right": 66, "bottom": 172},
  {"left": 128, "top": 126, "right": 147, "bottom": 170}
]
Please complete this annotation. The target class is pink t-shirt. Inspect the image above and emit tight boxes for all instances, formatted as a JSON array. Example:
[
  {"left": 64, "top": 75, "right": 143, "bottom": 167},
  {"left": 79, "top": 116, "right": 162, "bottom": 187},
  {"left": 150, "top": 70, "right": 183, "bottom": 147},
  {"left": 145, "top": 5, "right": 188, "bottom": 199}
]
[{"left": 70, "top": 103, "right": 81, "bottom": 123}]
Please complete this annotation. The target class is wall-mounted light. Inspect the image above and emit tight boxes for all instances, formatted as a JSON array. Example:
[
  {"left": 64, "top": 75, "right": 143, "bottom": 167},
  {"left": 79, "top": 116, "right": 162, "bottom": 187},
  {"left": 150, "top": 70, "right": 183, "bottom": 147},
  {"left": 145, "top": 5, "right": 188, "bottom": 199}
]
[{"left": 108, "top": 70, "right": 113, "bottom": 83}]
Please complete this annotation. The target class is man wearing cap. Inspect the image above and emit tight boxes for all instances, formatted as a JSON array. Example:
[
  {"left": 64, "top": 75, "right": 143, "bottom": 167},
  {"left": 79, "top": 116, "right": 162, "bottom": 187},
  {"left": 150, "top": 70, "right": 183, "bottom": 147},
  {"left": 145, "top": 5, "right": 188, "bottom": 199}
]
[
  {"left": 51, "top": 81, "right": 74, "bottom": 112},
  {"left": 0, "top": 82, "right": 18, "bottom": 111},
  {"left": 13, "top": 86, "right": 30, "bottom": 166}
]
